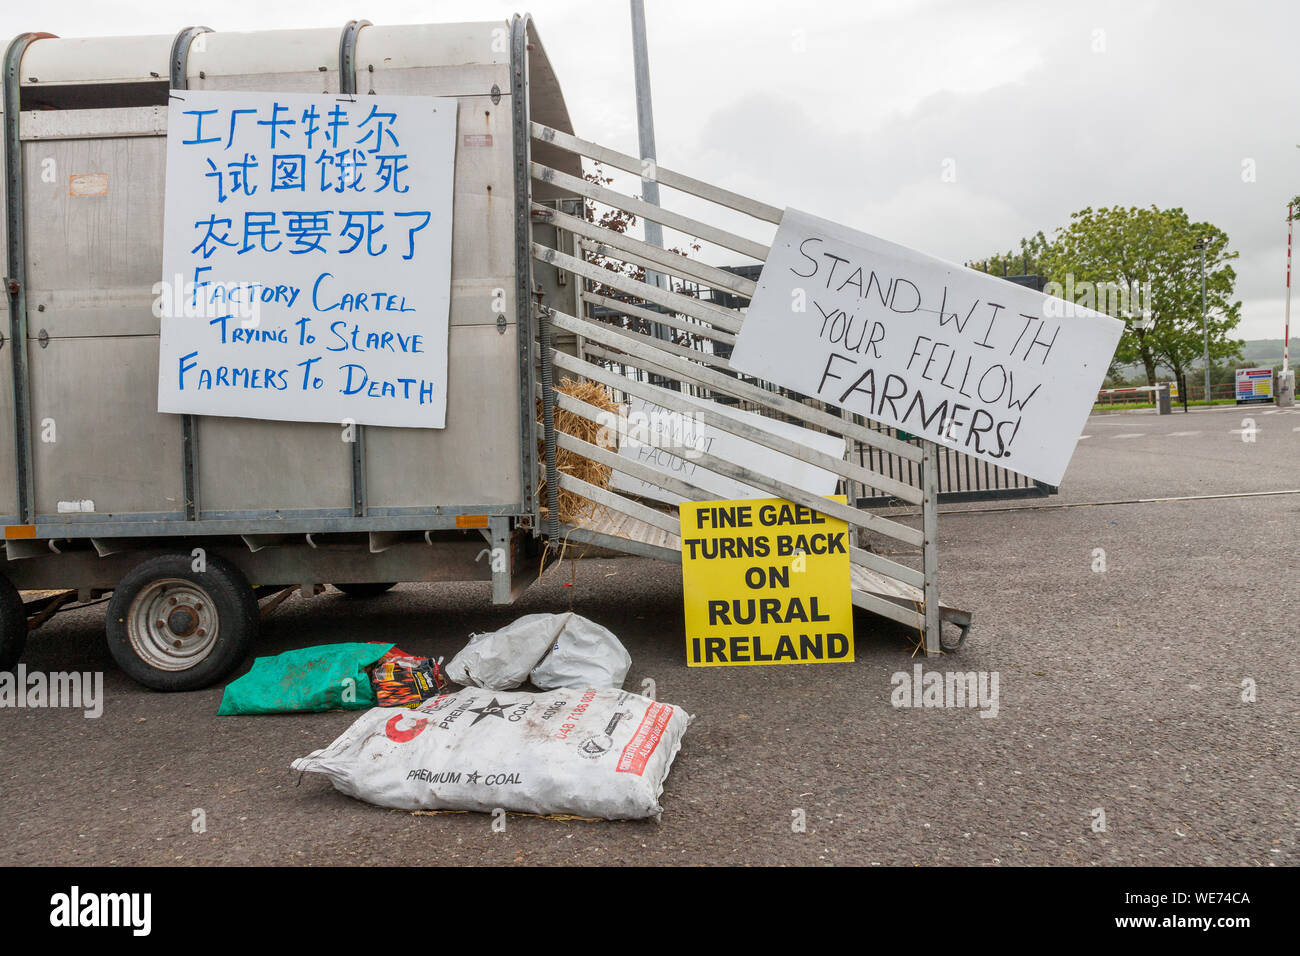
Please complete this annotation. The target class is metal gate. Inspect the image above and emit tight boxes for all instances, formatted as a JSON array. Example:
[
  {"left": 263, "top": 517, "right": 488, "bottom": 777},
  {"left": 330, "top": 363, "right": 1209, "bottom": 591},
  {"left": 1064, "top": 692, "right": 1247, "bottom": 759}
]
[
  {"left": 852, "top": 427, "right": 1056, "bottom": 507},
  {"left": 520, "top": 115, "right": 972, "bottom": 654}
]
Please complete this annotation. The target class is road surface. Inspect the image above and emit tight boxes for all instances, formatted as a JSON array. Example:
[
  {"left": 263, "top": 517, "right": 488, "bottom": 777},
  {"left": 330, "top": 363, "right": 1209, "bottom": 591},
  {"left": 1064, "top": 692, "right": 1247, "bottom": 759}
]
[{"left": 1, "top": 403, "right": 1295, "bottom": 865}]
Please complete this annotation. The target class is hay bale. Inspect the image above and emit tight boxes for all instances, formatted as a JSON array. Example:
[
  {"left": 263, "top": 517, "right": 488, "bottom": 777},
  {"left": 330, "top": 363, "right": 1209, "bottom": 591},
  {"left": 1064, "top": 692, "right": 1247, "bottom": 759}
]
[{"left": 538, "top": 377, "right": 619, "bottom": 524}]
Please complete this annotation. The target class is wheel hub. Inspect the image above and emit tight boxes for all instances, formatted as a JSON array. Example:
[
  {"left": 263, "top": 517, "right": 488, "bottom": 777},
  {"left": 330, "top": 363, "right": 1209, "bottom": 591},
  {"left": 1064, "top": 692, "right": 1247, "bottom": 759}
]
[
  {"left": 167, "top": 607, "right": 199, "bottom": 637},
  {"left": 128, "top": 578, "right": 218, "bottom": 671}
]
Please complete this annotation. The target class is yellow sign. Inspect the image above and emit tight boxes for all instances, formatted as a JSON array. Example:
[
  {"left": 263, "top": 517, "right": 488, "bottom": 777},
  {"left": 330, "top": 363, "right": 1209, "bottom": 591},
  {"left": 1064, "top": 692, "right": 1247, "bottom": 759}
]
[{"left": 679, "top": 497, "right": 854, "bottom": 666}]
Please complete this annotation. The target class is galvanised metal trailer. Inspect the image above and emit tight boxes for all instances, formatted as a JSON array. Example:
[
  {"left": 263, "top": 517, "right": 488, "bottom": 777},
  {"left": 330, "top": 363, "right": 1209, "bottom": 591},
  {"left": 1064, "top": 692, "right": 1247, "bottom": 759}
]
[{"left": 0, "top": 15, "right": 969, "bottom": 691}]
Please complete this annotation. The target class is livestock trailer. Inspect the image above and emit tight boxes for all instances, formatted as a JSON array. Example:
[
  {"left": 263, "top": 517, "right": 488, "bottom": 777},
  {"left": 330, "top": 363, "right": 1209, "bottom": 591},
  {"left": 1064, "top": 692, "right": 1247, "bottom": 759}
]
[{"left": 0, "top": 15, "right": 968, "bottom": 691}]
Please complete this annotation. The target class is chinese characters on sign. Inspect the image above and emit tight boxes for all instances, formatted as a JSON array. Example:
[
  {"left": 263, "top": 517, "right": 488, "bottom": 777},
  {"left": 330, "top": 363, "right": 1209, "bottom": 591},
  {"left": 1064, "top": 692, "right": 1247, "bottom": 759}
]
[{"left": 158, "top": 90, "right": 457, "bottom": 428}]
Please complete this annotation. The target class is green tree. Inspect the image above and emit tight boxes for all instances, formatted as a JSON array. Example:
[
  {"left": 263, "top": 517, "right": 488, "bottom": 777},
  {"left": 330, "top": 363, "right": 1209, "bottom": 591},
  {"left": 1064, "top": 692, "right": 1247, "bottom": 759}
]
[
  {"left": 967, "top": 230, "right": 1052, "bottom": 277},
  {"left": 1040, "top": 205, "right": 1242, "bottom": 395}
]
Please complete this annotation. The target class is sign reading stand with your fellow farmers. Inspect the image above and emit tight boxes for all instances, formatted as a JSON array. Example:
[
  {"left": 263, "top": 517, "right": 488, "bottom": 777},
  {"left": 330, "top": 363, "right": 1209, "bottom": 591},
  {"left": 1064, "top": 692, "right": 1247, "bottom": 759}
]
[
  {"left": 158, "top": 89, "right": 456, "bottom": 428},
  {"left": 729, "top": 209, "right": 1124, "bottom": 485},
  {"left": 680, "top": 497, "right": 853, "bottom": 667}
]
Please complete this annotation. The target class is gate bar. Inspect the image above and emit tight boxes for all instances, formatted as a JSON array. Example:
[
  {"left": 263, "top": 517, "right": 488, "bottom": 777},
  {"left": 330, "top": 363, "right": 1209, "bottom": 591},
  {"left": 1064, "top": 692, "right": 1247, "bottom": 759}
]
[
  {"left": 531, "top": 121, "right": 783, "bottom": 224},
  {"left": 543, "top": 397, "right": 927, "bottom": 589},
  {"left": 534, "top": 243, "right": 742, "bottom": 333},
  {"left": 535, "top": 201, "right": 757, "bottom": 296},
  {"left": 558, "top": 339, "right": 923, "bottom": 503},
  {"left": 532, "top": 163, "right": 770, "bottom": 262},
  {"left": 537, "top": 347, "right": 923, "bottom": 547},
  {"left": 581, "top": 291, "right": 736, "bottom": 347},
  {"left": 545, "top": 305, "right": 923, "bottom": 462}
]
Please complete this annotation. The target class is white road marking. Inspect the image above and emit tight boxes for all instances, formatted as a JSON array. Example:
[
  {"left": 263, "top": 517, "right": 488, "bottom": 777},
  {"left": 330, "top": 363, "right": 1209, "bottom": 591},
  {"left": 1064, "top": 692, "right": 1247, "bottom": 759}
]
[
  {"left": 1078, "top": 435, "right": 1091, "bottom": 440},
  {"left": 1168, "top": 431, "right": 1201, "bottom": 437},
  {"left": 1112, "top": 433, "right": 1145, "bottom": 439}
]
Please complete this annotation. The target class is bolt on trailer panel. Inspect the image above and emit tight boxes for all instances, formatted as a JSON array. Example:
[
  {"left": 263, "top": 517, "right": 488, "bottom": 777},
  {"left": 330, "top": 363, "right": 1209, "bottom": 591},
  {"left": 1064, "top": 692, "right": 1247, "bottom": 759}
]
[{"left": 0, "top": 17, "right": 579, "bottom": 541}]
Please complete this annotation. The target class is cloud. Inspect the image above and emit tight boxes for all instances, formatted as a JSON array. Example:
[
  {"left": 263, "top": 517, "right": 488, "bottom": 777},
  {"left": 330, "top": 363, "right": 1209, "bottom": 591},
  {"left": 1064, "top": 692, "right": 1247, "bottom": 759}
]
[{"left": 3, "top": 0, "right": 1295, "bottom": 339}]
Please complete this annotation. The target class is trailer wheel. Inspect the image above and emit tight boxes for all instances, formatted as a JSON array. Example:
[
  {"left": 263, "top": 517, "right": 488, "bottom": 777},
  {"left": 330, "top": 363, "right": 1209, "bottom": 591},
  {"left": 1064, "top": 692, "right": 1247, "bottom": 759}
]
[
  {"left": 0, "top": 575, "right": 26, "bottom": 671},
  {"left": 106, "top": 553, "right": 258, "bottom": 691},
  {"left": 332, "top": 582, "right": 397, "bottom": 598}
]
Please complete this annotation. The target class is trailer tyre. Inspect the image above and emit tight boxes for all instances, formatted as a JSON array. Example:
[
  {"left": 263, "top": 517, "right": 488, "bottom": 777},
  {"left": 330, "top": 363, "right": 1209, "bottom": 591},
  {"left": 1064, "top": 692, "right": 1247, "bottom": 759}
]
[
  {"left": 106, "top": 553, "right": 258, "bottom": 691},
  {"left": 332, "top": 582, "right": 397, "bottom": 598},
  {"left": 0, "top": 575, "right": 26, "bottom": 672}
]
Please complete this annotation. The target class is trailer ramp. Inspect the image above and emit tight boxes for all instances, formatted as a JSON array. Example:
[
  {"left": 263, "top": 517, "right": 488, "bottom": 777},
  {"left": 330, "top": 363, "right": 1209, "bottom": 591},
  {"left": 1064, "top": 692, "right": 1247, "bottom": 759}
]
[{"left": 524, "top": 123, "right": 971, "bottom": 653}]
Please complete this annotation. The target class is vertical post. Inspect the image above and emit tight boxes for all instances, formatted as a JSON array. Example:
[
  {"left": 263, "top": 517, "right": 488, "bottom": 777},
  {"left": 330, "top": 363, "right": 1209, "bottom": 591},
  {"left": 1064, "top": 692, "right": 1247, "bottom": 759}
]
[
  {"left": 488, "top": 516, "right": 513, "bottom": 605},
  {"left": 572, "top": 235, "right": 587, "bottom": 358},
  {"left": 511, "top": 15, "right": 540, "bottom": 522},
  {"left": 630, "top": 0, "right": 664, "bottom": 268},
  {"left": 349, "top": 422, "right": 367, "bottom": 516},
  {"left": 1280, "top": 205, "right": 1296, "bottom": 407},
  {"left": 537, "top": 297, "right": 561, "bottom": 542},
  {"left": 1285, "top": 204, "right": 1293, "bottom": 376},
  {"left": 629, "top": 0, "right": 672, "bottom": 387},
  {"left": 1200, "top": 240, "right": 1210, "bottom": 402},
  {"left": 339, "top": 20, "right": 370, "bottom": 518},
  {"left": 170, "top": 27, "right": 210, "bottom": 520},
  {"left": 921, "top": 440, "right": 941, "bottom": 655},
  {"left": 4, "top": 33, "right": 56, "bottom": 525}
]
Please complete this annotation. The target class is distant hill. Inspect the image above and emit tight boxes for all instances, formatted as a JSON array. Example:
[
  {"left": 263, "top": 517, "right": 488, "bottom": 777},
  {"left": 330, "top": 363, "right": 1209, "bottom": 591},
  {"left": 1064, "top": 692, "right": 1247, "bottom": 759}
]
[
  {"left": 1112, "top": 338, "right": 1298, "bottom": 378},
  {"left": 1237, "top": 338, "right": 1299, "bottom": 364}
]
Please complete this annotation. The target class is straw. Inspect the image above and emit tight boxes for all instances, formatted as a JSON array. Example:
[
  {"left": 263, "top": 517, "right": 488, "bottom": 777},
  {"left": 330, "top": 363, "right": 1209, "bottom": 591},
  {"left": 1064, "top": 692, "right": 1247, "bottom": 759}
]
[{"left": 537, "top": 377, "right": 619, "bottom": 524}]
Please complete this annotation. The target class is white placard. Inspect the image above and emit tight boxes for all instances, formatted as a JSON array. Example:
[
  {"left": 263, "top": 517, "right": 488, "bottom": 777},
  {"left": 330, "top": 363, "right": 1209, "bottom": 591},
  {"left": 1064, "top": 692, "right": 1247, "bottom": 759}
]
[
  {"left": 611, "top": 384, "right": 846, "bottom": 505},
  {"left": 729, "top": 209, "right": 1124, "bottom": 486},
  {"left": 158, "top": 90, "right": 456, "bottom": 428}
]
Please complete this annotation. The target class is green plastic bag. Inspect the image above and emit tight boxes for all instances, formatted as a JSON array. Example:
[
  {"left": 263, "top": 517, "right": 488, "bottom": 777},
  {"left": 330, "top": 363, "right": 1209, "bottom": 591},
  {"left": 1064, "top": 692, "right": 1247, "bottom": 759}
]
[{"left": 217, "top": 643, "right": 395, "bottom": 715}]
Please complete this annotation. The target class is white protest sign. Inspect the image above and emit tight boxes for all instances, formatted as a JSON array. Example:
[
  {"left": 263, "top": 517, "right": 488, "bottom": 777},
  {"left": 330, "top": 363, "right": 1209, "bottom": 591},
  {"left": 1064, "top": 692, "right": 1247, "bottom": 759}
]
[
  {"left": 729, "top": 209, "right": 1124, "bottom": 485},
  {"left": 158, "top": 90, "right": 456, "bottom": 428},
  {"left": 611, "top": 385, "right": 846, "bottom": 505}
]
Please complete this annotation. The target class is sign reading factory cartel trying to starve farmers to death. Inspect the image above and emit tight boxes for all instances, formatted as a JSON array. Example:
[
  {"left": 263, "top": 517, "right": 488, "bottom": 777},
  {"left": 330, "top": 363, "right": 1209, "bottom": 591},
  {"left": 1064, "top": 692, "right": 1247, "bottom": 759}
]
[
  {"left": 730, "top": 209, "right": 1124, "bottom": 486},
  {"left": 157, "top": 89, "right": 456, "bottom": 428}
]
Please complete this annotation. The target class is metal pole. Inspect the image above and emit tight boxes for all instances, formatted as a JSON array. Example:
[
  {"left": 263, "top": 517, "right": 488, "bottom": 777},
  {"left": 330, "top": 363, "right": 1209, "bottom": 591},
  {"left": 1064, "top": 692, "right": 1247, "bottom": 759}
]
[
  {"left": 1280, "top": 205, "right": 1296, "bottom": 407},
  {"left": 1285, "top": 204, "right": 1293, "bottom": 375},
  {"left": 921, "top": 440, "right": 940, "bottom": 656},
  {"left": 630, "top": 0, "right": 664, "bottom": 266},
  {"left": 630, "top": 0, "right": 672, "bottom": 384},
  {"left": 1200, "top": 241, "right": 1210, "bottom": 402}
]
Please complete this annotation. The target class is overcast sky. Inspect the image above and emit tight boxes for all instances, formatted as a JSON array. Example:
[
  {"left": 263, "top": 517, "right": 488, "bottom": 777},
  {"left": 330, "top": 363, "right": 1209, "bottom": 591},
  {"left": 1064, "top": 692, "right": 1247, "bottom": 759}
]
[{"left": 5, "top": 0, "right": 1297, "bottom": 340}]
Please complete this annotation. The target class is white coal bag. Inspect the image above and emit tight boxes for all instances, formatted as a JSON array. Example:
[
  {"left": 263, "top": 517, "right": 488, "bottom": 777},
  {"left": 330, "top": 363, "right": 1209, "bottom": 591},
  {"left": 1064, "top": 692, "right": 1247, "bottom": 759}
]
[
  {"left": 530, "top": 614, "right": 631, "bottom": 690},
  {"left": 291, "top": 686, "right": 692, "bottom": 820},
  {"left": 445, "top": 612, "right": 572, "bottom": 690}
]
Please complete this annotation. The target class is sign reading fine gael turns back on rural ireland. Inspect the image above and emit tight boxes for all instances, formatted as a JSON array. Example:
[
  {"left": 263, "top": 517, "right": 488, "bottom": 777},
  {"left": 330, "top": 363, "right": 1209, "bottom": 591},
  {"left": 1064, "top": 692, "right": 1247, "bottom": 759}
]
[
  {"left": 158, "top": 90, "right": 456, "bottom": 428},
  {"left": 680, "top": 497, "right": 854, "bottom": 667},
  {"left": 729, "top": 209, "right": 1125, "bottom": 486}
]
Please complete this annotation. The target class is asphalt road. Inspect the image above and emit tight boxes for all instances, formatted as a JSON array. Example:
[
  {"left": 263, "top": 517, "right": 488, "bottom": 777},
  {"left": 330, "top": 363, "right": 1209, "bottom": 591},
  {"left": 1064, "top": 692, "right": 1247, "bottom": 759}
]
[{"left": 2, "top": 403, "right": 1296, "bottom": 865}]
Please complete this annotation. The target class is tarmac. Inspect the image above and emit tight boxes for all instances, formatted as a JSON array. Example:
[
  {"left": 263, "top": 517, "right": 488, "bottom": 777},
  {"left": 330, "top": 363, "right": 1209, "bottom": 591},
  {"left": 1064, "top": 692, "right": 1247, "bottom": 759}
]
[{"left": 1, "top": 403, "right": 1296, "bottom": 865}]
